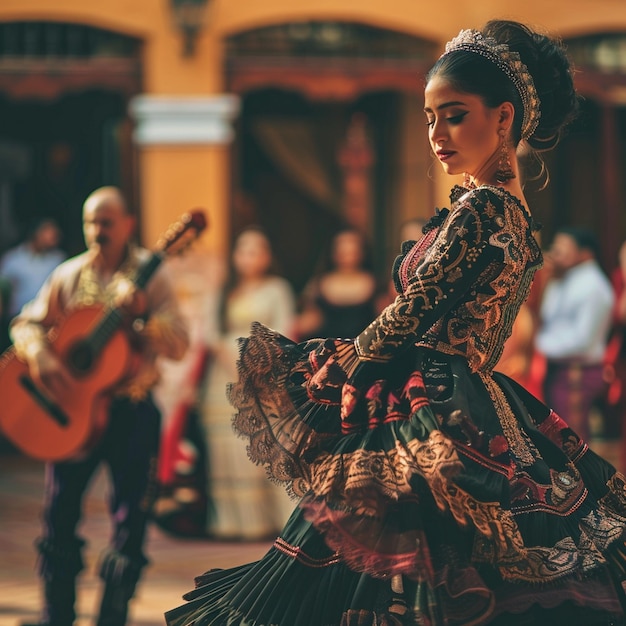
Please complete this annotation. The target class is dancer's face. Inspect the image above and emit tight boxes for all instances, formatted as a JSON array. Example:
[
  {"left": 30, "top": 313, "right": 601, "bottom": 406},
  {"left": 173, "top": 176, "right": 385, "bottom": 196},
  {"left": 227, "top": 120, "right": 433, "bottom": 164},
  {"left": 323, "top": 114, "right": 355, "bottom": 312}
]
[{"left": 424, "top": 75, "right": 506, "bottom": 182}]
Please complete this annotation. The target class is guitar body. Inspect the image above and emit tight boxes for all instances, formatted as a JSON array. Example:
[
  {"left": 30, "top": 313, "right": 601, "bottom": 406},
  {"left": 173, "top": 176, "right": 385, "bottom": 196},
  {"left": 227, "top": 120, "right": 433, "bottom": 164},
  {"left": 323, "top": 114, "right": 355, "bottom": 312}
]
[
  {"left": 0, "top": 306, "right": 132, "bottom": 462},
  {"left": 0, "top": 209, "right": 207, "bottom": 462}
]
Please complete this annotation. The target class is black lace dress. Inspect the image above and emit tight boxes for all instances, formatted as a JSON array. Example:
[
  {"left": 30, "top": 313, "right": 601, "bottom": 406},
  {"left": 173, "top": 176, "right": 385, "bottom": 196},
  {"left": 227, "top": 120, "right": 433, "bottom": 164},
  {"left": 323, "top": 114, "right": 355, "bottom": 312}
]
[{"left": 165, "top": 185, "right": 626, "bottom": 626}]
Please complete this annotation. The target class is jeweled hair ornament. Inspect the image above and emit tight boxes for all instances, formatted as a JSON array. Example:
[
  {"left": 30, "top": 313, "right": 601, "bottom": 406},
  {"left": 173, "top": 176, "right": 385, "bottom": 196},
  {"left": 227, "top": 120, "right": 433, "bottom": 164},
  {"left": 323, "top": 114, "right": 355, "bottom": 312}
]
[{"left": 441, "top": 29, "right": 541, "bottom": 140}]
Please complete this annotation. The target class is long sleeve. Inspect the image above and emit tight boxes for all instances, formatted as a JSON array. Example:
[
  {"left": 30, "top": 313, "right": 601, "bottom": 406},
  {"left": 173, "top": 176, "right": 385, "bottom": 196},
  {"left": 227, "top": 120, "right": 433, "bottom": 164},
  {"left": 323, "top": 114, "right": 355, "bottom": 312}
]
[{"left": 335, "top": 190, "right": 510, "bottom": 378}]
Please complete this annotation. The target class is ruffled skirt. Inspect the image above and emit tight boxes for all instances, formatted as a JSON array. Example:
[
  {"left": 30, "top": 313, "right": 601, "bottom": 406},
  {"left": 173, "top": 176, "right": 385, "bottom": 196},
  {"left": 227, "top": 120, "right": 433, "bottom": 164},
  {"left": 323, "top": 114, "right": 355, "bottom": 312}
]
[{"left": 166, "top": 323, "right": 626, "bottom": 626}]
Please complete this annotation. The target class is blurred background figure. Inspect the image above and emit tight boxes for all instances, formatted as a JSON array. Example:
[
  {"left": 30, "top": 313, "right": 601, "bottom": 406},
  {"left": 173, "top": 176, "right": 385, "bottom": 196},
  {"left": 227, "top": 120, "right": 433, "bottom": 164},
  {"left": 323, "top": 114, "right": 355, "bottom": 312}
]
[
  {"left": 8, "top": 186, "right": 189, "bottom": 626},
  {"left": 0, "top": 217, "right": 66, "bottom": 351},
  {"left": 377, "top": 216, "right": 428, "bottom": 313},
  {"left": 535, "top": 227, "right": 614, "bottom": 440},
  {"left": 397, "top": 216, "right": 428, "bottom": 243},
  {"left": 296, "top": 228, "right": 378, "bottom": 340},
  {"left": 602, "top": 240, "right": 626, "bottom": 441},
  {"left": 201, "top": 225, "right": 296, "bottom": 540},
  {"left": 151, "top": 247, "right": 226, "bottom": 540}
]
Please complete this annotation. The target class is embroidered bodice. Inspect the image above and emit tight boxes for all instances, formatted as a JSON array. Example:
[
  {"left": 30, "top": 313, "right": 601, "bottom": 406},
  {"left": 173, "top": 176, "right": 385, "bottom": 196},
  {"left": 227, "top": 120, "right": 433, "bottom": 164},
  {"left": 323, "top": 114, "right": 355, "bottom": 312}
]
[{"left": 354, "top": 185, "right": 542, "bottom": 373}]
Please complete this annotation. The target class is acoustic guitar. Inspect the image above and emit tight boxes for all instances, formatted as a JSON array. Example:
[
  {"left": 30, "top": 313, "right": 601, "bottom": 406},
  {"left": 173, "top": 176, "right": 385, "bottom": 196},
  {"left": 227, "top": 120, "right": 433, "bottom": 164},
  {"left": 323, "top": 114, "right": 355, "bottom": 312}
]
[{"left": 0, "top": 210, "right": 207, "bottom": 462}]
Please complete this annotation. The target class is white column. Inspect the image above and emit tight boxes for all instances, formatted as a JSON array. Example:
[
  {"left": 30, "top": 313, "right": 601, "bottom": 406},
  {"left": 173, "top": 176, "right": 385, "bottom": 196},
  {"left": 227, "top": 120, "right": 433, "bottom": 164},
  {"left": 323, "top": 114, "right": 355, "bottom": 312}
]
[{"left": 128, "top": 94, "right": 240, "bottom": 145}]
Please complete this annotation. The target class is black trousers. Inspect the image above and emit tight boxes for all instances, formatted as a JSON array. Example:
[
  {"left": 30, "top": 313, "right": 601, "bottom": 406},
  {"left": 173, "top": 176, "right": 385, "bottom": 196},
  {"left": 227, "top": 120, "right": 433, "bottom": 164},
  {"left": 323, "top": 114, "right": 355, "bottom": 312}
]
[{"left": 36, "top": 394, "right": 161, "bottom": 583}]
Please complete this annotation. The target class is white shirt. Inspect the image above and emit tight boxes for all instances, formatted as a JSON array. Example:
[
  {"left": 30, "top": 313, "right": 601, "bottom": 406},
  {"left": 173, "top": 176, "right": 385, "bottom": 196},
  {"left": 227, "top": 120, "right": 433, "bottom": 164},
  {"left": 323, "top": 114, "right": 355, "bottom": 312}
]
[{"left": 536, "top": 259, "right": 614, "bottom": 364}]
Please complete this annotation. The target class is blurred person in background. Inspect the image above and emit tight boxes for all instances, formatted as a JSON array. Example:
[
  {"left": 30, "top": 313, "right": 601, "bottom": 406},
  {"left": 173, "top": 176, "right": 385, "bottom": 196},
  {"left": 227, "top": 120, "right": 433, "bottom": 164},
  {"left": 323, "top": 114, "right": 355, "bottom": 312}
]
[
  {"left": 0, "top": 217, "right": 66, "bottom": 319},
  {"left": 11, "top": 186, "right": 188, "bottom": 626},
  {"left": 201, "top": 224, "right": 296, "bottom": 540},
  {"left": 0, "top": 217, "right": 66, "bottom": 351},
  {"left": 296, "top": 227, "right": 378, "bottom": 340},
  {"left": 535, "top": 226, "right": 614, "bottom": 441},
  {"left": 603, "top": 239, "right": 626, "bottom": 441}
]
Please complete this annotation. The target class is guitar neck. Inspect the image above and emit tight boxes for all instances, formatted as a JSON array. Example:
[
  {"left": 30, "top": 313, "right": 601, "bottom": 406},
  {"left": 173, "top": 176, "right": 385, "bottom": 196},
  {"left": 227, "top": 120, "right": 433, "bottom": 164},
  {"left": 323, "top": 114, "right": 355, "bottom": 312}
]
[
  {"left": 89, "top": 251, "right": 164, "bottom": 353},
  {"left": 72, "top": 207, "right": 206, "bottom": 363},
  {"left": 134, "top": 252, "right": 164, "bottom": 290}
]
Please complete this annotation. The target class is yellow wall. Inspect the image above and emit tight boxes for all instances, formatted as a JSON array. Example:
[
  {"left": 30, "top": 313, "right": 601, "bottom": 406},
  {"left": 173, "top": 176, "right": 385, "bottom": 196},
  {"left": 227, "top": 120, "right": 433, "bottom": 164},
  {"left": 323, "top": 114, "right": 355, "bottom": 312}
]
[
  {"left": 2, "top": 0, "right": 626, "bottom": 257},
  {"left": 5, "top": 0, "right": 624, "bottom": 97},
  {"left": 138, "top": 145, "right": 230, "bottom": 253}
]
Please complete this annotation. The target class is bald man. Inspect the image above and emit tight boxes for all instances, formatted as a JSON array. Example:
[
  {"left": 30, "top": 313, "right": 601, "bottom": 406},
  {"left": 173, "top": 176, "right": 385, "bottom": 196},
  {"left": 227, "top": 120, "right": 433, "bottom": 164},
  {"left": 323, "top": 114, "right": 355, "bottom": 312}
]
[{"left": 11, "top": 186, "right": 189, "bottom": 626}]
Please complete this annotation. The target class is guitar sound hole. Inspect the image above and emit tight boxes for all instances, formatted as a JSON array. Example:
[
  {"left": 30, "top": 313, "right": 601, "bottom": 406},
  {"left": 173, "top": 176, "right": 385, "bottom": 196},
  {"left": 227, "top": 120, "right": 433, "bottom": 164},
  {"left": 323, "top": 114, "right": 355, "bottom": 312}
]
[{"left": 68, "top": 342, "right": 94, "bottom": 374}]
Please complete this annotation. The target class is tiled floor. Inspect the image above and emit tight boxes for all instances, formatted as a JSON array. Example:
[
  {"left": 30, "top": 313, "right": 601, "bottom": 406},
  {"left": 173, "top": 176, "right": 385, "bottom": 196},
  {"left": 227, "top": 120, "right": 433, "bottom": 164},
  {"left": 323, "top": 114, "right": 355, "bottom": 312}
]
[
  {"left": 0, "top": 453, "right": 272, "bottom": 626},
  {"left": 0, "top": 439, "right": 622, "bottom": 626}
]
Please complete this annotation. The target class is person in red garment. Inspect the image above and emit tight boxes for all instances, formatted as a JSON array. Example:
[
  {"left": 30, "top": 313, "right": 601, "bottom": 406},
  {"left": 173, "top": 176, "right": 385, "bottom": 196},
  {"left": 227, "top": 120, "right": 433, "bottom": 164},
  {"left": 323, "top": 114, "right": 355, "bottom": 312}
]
[
  {"left": 12, "top": 186, "right": 188, "bottom": 626},
  {"left": 167, "top": 20, "right": 626, "bottom": 626},
  {"left": 605, "top": 240, "right": 626, "bottom": 442}
]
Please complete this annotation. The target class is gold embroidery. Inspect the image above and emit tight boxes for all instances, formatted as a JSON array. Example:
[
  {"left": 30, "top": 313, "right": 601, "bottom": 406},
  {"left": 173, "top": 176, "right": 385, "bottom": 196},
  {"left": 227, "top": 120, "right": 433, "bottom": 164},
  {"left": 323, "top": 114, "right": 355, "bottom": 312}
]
[
  {"left": 474, "top": 528, "right": 611, "bottom": 583},
  {"left": 305, "top": 430, "right": 533, "bottom": 575},
  {"left": 601, "top": 473, "right": 626, "bottom": 511},
  {"left": 359, "top": 186, "right": 541, "bottom": 374},
  {"left": 75, "top": 246, "right": 141, "bottom": 308},
  {"left": 306, "top": 431, "right": 462, "bottom": 515},
  {"left": 580, "top": 509, "right": 626, "bottom": 552},
  {"left": 479, "top": 372, "right": 537, "bottom": 466},
  {"left": 230, "top": 323, "right": 626, "bottom": 586}
]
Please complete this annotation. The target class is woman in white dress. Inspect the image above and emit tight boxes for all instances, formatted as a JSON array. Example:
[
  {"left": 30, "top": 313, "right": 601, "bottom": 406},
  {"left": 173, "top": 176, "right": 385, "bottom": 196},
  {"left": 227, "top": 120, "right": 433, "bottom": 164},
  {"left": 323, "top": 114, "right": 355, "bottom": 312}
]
[{"left": 202, "top": 225, "right": 297, "bottom": 540}]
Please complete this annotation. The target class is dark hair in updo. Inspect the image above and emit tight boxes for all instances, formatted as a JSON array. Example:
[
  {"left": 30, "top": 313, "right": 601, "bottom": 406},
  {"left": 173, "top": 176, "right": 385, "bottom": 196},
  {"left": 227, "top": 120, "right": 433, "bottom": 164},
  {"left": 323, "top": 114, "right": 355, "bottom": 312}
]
[{"left": 426, "top": 20, "right": 579, "bottom": 151}]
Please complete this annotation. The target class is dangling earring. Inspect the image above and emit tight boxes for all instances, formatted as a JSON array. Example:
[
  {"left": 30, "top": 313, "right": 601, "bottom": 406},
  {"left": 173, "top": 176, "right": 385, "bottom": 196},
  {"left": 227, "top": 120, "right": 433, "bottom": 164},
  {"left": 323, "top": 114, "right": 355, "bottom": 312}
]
[
  {"left": 463, "top": 172, "right": 476, "bottom": 190},
  {"left": 495, "top": 131, "right": 515, "bottom": 184}
]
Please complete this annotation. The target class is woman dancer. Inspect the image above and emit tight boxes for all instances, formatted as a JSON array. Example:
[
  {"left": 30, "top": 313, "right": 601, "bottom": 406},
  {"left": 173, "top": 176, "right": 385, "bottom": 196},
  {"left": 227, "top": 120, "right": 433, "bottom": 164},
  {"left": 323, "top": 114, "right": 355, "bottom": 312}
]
[{"left": 167, "top": 20, "right": 626, "bottom": 625}]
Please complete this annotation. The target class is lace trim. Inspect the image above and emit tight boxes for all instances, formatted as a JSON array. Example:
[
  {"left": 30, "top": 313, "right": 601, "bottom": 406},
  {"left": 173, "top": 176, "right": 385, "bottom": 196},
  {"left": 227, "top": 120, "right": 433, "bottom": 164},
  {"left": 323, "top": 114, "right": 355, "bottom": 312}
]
[{"left": 229, "top": 325, "right": 626, "bottom": 589}]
